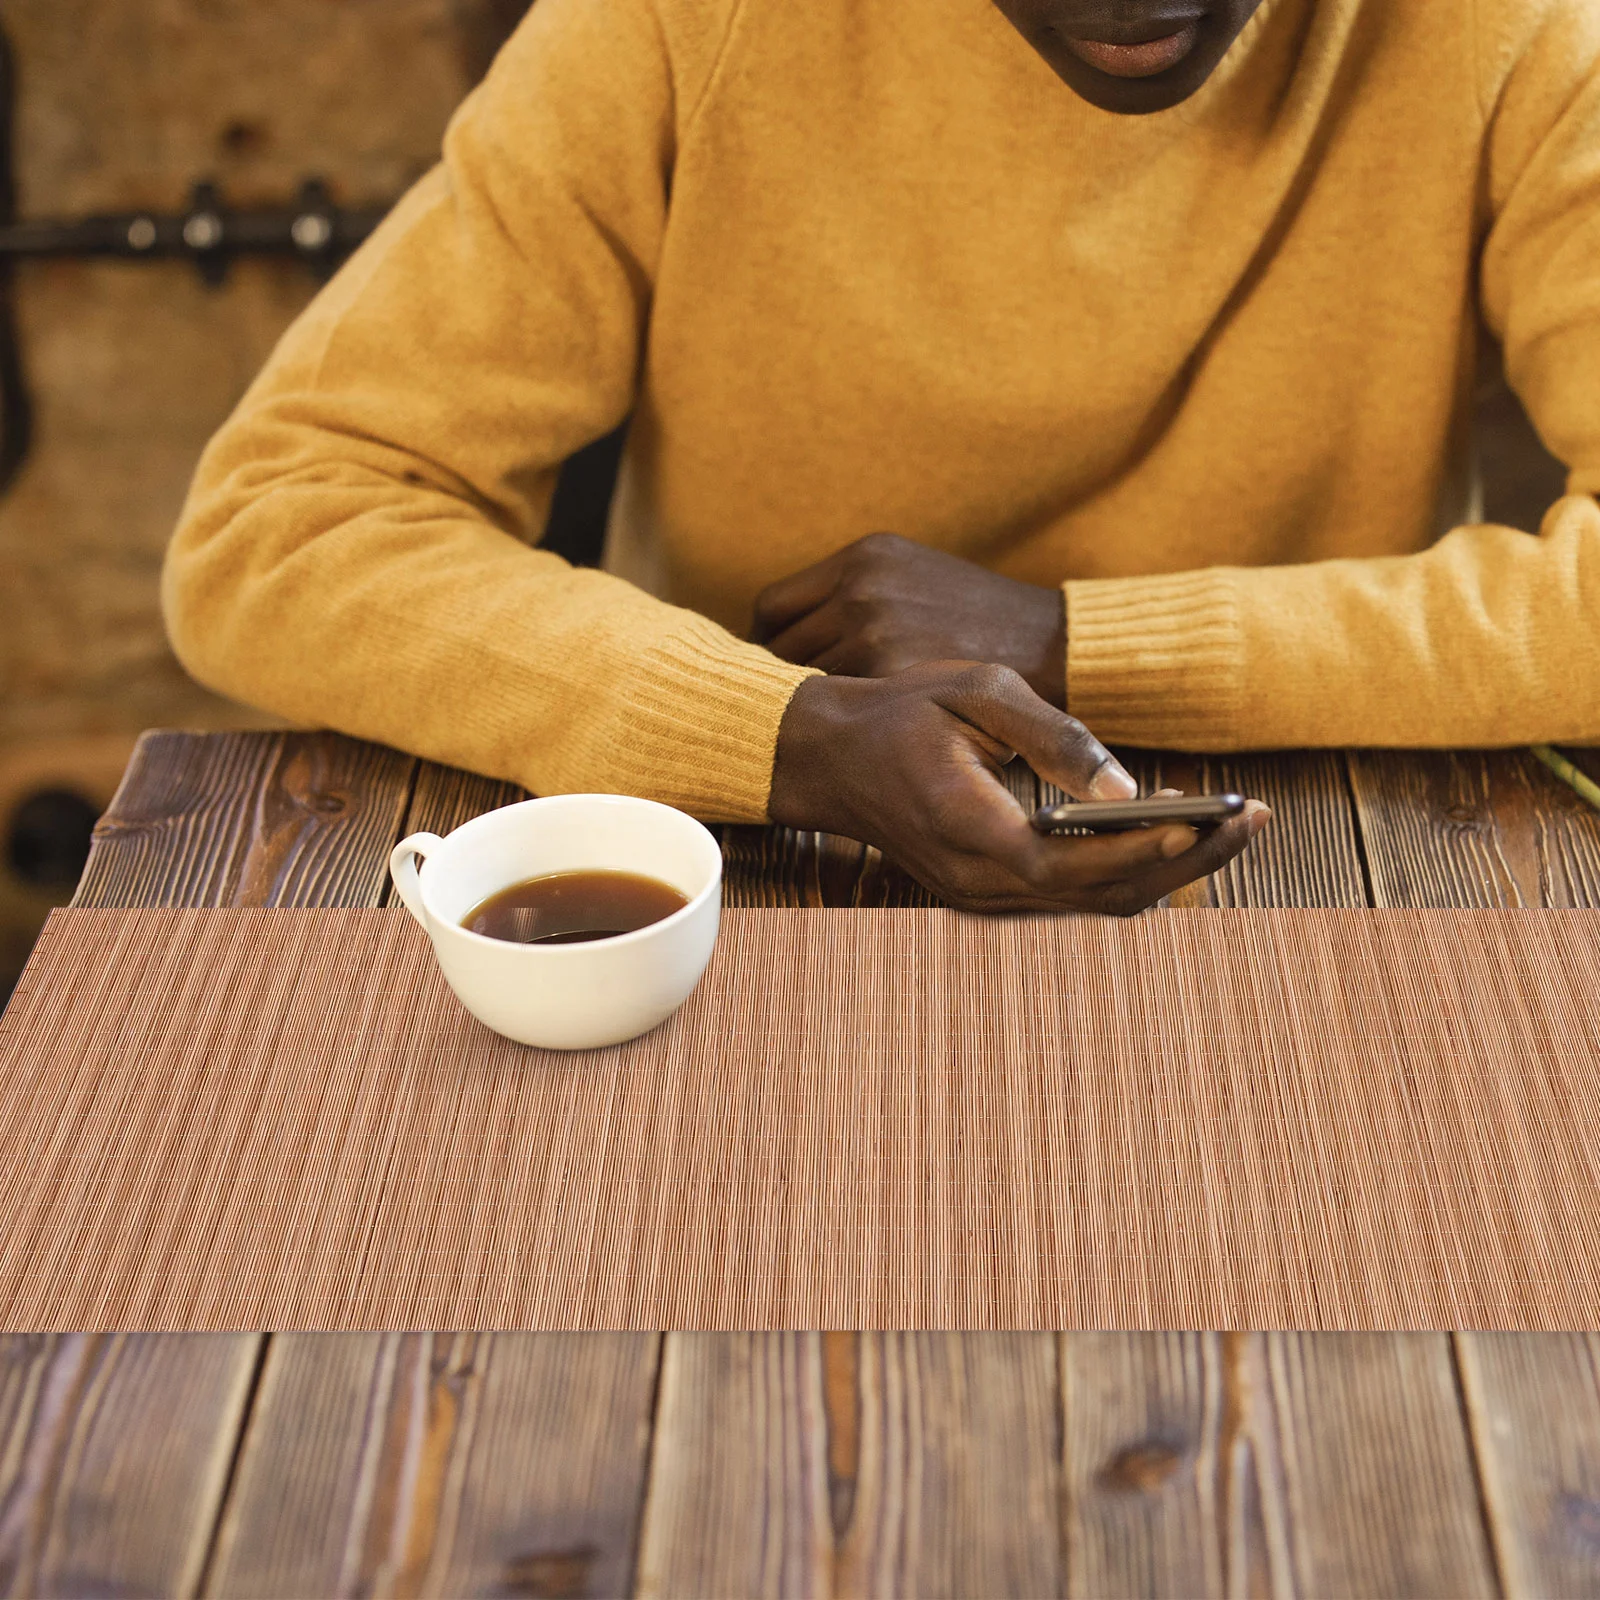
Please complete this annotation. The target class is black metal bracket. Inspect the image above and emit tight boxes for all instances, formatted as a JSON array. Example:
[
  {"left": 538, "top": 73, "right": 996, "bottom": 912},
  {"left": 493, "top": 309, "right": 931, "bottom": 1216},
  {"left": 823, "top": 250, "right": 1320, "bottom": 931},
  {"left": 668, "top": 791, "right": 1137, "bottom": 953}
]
[
  {"left": 0, "top": 16, "right": 397, "bottom": 495},
  {"left": 0, "top": 177, "right": 391, "bottom": 288}
]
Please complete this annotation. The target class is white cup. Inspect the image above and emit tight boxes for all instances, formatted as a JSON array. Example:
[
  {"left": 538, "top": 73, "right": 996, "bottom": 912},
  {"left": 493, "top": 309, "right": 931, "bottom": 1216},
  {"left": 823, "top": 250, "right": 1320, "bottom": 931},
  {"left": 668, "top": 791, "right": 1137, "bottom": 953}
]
[{"left": 389, "top": 794, "right": 722, "bottom": 1049}]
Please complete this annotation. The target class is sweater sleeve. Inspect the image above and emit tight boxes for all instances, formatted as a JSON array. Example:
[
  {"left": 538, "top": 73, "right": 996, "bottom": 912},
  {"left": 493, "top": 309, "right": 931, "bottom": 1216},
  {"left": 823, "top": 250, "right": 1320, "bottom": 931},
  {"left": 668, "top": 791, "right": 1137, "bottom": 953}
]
[
  {"left": 1062, "top": 0, "right": 1600, "bottom": 752},
  {"left": 163, "top": 0, "right": 813, "bottom": 822}
]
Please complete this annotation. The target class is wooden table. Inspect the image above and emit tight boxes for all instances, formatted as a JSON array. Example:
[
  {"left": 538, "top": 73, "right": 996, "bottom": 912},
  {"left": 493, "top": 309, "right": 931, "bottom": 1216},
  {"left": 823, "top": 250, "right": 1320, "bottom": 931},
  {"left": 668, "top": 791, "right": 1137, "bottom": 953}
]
[{"left": 3, "top": 730, "right": 1600, "bottom": 1598}]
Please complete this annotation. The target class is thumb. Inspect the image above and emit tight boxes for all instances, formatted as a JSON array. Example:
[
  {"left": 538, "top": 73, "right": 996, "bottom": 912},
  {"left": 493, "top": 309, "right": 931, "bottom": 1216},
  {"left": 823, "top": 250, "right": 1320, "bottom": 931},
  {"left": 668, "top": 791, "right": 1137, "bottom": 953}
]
[{"left": 938, "top": 664, "right": 1136, "bottom": 801}]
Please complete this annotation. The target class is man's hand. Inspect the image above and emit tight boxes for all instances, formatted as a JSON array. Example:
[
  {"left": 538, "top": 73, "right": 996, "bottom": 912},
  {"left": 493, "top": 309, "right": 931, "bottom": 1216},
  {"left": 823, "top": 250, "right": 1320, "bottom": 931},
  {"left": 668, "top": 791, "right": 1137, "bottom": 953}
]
[
  {"left": 754, "top": 533, "right": 1069, "bottom": 706},
  {"left": 769, "top": 664, "right": 1268, "bottom": 915}
]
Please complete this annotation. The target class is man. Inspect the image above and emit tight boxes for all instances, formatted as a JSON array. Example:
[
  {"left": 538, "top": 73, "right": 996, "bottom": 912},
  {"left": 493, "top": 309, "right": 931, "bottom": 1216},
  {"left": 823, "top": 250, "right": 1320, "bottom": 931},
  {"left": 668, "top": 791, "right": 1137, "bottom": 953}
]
[{"left": 164, "top": 0, "right": 1600, "bottom": 913}]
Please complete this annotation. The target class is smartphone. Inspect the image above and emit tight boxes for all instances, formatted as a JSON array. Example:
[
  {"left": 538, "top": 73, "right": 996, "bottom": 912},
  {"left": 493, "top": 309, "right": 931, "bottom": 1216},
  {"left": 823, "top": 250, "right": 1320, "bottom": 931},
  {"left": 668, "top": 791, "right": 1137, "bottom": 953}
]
[{"left": 1031, "top": 793, "right": 1246, "bottom": 835}]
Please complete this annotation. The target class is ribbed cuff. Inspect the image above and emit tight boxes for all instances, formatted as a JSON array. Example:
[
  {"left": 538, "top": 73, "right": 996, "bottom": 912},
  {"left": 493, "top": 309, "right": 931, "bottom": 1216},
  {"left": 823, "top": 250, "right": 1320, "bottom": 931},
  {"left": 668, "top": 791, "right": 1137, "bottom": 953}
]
[
  {"left": 615, "top": 615, "right": 819, "bottom": 822},
  {"left": 1064, "top": 568, "right": 1244, "bottom": 749}
]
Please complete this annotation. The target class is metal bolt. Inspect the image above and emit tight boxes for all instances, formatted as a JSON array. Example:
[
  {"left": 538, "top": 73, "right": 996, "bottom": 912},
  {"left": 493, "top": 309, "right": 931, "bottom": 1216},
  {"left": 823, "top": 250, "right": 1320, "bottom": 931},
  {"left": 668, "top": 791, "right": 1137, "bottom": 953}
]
[
  {"left": 183, "top": 211, "right": 224, "bottom": 251},
  {"left": 291, "top": 212, "right": 333, "bottom": 252},
  {"left": 126, "top": 216, "right": 158, "bottom": 251}
]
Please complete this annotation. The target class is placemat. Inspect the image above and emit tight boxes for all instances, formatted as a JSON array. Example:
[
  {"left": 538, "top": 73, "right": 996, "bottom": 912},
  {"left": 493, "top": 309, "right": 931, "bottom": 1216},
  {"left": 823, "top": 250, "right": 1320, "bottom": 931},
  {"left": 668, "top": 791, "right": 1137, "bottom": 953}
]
[{"left": 1, "top": 906, "right": 1598, "bottom": 1331}]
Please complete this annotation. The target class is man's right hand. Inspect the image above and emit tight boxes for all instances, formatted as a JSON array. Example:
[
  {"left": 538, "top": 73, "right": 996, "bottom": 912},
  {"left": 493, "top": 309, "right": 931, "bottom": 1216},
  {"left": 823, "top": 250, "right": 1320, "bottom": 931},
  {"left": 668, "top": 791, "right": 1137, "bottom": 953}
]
[{"left": 768, "top": 663, "right": 1268, "bottom": 915}]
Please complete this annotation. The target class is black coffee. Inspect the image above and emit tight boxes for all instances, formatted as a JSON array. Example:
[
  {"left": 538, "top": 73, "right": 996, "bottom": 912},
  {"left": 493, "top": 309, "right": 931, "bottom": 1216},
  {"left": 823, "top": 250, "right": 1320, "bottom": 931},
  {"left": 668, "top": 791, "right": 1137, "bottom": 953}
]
[{"left": 462, "top": 869, "right": 689, "bottom": 945}]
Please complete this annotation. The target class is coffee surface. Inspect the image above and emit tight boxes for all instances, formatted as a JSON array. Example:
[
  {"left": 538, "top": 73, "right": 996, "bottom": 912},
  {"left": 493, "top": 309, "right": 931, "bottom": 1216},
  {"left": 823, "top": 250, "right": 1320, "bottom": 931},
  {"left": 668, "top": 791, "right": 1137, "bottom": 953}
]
[{"left": 462, "top": 869, "right": 689, "bottom": 945}]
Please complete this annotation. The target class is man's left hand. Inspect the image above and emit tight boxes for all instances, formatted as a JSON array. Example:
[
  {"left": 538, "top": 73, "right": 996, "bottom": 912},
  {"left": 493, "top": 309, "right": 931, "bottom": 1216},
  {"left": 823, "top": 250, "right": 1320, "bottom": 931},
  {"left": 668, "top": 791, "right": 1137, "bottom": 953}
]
[{"left": 753, "top": 532, "right": 1068, "bottom": 706}]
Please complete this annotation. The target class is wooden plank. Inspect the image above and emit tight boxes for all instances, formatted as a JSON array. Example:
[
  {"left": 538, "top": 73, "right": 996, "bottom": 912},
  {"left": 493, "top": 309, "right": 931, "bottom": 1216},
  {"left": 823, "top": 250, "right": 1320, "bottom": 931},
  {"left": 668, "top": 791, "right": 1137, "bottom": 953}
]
[
  {"left": 1203, "top": 752, "right": 1368, "bottom": 908},
  {"left": 395, "top": 763, "right": 525, "bottom": 845},
  {"left": 1064, "top": 1333, "right": 1495, "bottom": 1600},
  {"left": 833, "top": 1334, "right": 1061, "bottom": 1599},
  {"left": 1257, "top": 760, "right": 1499, "bottom": 1598},
  {"left": 206, "top": 1333, "right": 661, "bottom": 1599},
  {"left": 1457, "top": 1335, "right": 1600, "bottom": 1600},
  {"left": 1348, "top": 747, "right": 1600, "bottom": 908},
  {"left": 208, "top": 757, "right": 661, "bottom": 1596},
  {"left": 721, "top": 822, "right": 835, "bottom": 908},
  {"left": 635, "top": 1334, "right": 831, "bottom": 1599},
  {"left": 1058, "top": 752, "right": 1365, "bottom": 910},
  {"left": 1062, "top": 1333, "right": 1286, "bottom": 1600},
  {"left": 666, "top": 753, "right": 1500, "bottom": 1599},
  {"left": 1349, "top": 748, "right": 1600, "bottom": 1599},
  {"left": 638, "top": 1333, "right": 1060, "bottom": 1598},
  {"left": 655, "top": 770, "right": 1066, "bottom": 1597},
  {"left": 75, "top": 728, "right": 418, "bottom": 910},
  {"left": 0, "top": 1334, "right": 258, "bottom": 1599},
  {"left": 721, "top": 824, "right": 939, "bottom": 909},
  {"left": 1270, "top": 1336, "right": 1498, "bottom": 1597},
  {"left": 1060, "top": 755, "right": 1502, "bottom": 1598},
  {"left": 0, "top": 729, "right": 420, "bottom": 1596}
]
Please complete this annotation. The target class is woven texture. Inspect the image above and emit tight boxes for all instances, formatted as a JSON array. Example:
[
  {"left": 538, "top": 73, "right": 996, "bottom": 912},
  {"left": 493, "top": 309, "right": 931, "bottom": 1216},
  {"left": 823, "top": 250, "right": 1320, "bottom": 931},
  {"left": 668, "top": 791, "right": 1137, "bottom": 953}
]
[{"left": 3, "top": 906, "right": 1599, "bottom": 1332}]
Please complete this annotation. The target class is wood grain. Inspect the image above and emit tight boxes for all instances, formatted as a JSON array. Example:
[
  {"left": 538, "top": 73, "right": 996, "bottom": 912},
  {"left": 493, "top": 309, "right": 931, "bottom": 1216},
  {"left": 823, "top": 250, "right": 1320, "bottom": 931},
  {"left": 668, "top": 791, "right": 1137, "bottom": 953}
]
[
  {"left": 722, "top": 826, "right": 939, "bottom": 910},
  {"left": 0, "top": 1334, "right": 258, "bottom": 1599},
  {"left": 1253, "top": 774, "right": 1501, "bottom": 1599},
  {"left": 663, "top": 770, "right": 1060, "bottom": 1598},
  {"left": 833, "top": 1334, "right": 1061, "bottom": 1599},
  {"left": 207, "top": 1333, "right": 661, "bottom": 1599},
  {"left": 1457, "top": 1335, "right": 1600, "bottom": 1600},
  {"left": 643, "top": 1333, "right": 1061, "bottom": 1599},
  {"left": 1062, "top": 1333, "right": 1285, "bottom": 1599},
  {"left": 1063, "top": 1336, "right": 1500, "bottom": 1597},
  {"left": 636, "top": 1334, "right": 830, "bottom": 1598},
  {"left": 1055, "top": 752, "right": 1364, "bottom": 910},
  {"left": 1269, "top": 1336, "right": 1497, "bottom": 1598},
  {"left": 75, "top": 729, "right": 417, "bottom": 910},
  {"left": 0, "top": 729, "right": 419, "bottom": 1599},
  {"left": 1203, "top": 752, "right": 1368, "bottom": 908},
  {"left": 394, "top": 763, "right": 526, "bottom": 851},
  {"left": 1038, "top": 750, "right": 1305, "bottom": 912},
  {"left": 1348, "top": 747, "right": 1600, "bottom": 909}
]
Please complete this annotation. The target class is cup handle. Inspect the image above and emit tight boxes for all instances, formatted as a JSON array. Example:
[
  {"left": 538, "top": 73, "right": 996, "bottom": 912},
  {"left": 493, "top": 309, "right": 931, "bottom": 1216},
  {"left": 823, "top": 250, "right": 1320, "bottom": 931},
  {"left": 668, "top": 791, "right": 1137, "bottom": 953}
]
[{"left": 389, "top": 832, "right": 444, "bottom": 928}]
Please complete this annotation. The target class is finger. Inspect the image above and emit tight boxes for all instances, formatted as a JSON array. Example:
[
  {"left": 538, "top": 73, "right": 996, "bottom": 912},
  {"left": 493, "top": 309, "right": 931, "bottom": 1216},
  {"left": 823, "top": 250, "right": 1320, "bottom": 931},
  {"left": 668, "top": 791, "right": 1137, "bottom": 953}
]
[
  {"left": 957, "top": 798, "right": 1201, "bottom": 890},
  {"left": 1098, "top": 801, "right": 1271, "bottom": 911},
  {"left": 896, "top": 827, "right": 1199, "bottom": 913},
  {"left": 916, "top": 740, "right": 1181, "bottom": 890},
  {"left": 1111, "top": 785, "right": 1181, "bottom": 826},
  {"left": 765, "top": 601, "right": 845, "bottom": 667},
  {"left": 751, "top": 549, "right": 850, "bottom": 642},
  {"left": 937, "top": 664, "right": 1135, "bottom": 802}
]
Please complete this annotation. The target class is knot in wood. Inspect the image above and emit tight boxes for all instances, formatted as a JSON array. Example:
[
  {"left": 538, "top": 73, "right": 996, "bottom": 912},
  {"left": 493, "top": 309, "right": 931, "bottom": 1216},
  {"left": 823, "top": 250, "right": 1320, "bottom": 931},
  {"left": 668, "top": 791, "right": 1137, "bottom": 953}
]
[
  {"left": 1098, "top": 1436, "right": 1186, "bottom": 1494},
  {"left": 1559, "top": 1491, "right": 1600, "bottom": 1553},
  {"left": 499, "top": 1543, "right": 598, "bottom": 1598}
]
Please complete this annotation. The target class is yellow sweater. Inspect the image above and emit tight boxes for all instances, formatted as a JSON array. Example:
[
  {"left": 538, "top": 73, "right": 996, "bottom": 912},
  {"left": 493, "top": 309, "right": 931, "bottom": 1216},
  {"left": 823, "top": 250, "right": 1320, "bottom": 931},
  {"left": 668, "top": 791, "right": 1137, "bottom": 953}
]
[{"left": 165, "top": 0, "right": 1600, "bottom": 822}]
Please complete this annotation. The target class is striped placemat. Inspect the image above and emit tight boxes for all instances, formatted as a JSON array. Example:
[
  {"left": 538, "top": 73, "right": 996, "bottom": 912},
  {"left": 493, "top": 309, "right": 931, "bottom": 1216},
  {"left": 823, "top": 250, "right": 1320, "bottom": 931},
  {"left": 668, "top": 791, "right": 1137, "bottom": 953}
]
[{"left": 2, "top": 905, "right": 1598, "bottom": 1330}]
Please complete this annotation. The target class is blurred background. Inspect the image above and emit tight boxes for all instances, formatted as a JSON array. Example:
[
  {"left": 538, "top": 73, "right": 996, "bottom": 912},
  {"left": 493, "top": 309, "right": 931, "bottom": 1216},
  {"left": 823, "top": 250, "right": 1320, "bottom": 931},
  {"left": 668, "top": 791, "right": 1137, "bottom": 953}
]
[{"left": 0, "top": 0, "right": 1569, "bottom": 1002}]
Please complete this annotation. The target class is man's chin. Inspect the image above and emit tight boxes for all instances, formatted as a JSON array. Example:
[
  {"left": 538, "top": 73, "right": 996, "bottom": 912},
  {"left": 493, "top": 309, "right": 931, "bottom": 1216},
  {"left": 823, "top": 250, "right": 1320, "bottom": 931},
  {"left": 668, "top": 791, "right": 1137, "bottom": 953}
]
[
  {"left": 988, "top": 0, "right": 1267, "bottom": 116},
  {"left": 1038, "top": 54, "right": 1217, "bottom": 113}
]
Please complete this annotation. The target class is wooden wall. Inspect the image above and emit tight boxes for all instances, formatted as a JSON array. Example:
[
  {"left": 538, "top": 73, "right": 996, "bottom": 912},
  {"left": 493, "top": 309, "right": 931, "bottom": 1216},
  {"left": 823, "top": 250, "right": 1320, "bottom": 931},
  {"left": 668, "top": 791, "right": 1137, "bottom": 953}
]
[
  {"left": 0, "top": 0, "right": 529, "bottom": 747},
  {"left": 0, "top": 0, "right": 529, "bottom": 987}
]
